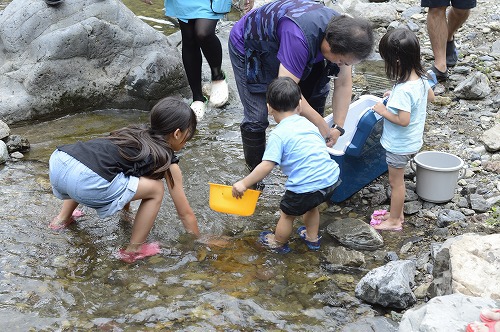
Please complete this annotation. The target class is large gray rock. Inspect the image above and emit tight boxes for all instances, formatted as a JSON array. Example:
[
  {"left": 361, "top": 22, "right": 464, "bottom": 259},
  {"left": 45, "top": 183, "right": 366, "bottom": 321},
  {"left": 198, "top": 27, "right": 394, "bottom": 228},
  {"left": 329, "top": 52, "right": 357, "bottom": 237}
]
[
  {"left": 0, "top": 0, "right": 186, "bottom": 124},
  {"left": 0, "top": 140, "right": 8, "bottom": 164},
  {"left": 399, "top": 294, "right": 500, "bottom": 332},
  {"left": 428, "top": 233, "right": 500, "bottom": 299},
  {"left": 342, "top": 316, "right": 398, "bottom": 332},
  {"left": 355, "top": 260, "right": 417, "bottom": 309},
  {"left": 453, "top": 71, "right": 492, "bottom": 100},
  {"left": 0, "top": 120, "right": 9, "bottom": 139}
]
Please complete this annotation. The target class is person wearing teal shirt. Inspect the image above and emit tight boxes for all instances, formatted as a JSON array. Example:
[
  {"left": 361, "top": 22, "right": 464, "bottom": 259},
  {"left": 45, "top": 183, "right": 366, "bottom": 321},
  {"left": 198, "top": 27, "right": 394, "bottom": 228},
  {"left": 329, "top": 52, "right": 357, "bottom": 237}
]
[{"left": 141, "top": 0, "right": 254, "bottom": 119}]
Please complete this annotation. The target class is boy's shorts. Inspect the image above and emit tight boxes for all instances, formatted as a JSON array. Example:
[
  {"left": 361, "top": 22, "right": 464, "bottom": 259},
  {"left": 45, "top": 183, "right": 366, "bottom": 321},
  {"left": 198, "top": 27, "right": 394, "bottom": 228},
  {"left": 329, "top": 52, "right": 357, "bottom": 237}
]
[
  {"left": 421, "top": 0, "right": 476, "bottom": 9},
  {"left": 386, "top": 151, "right": 415, "bottom": 169},
  {"left": 280, "top": 181, "right": 341, "bottom": 216}
]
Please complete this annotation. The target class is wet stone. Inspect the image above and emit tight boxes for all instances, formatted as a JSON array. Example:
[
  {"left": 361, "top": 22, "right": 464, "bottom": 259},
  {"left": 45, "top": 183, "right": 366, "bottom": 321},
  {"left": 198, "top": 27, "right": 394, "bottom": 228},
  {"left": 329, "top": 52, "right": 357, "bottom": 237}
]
[
  {"left": 255, "top": 267, "right": 278, "bottom": 281},
  {"left": 384, "top": 251, "right": 399, "bottom": 262},
  {"left": 469, "top": 193, "right": 491, "bottom": 212},
  {"left": 323, "top": 246, "right": 365, "bottom": 267},
  {"left": 331, "top": 274, "right": 356, "bottom": 291},
  {"left": 326, "top": 218, "right": 384, "bottom": 251},
  {"left": 127, "top": 282, "right": 146, "bottom": 291},
  {"left": 436, "top": 209, "right": 466, "bottom": 227},
  {"left": 404, "top": 201, "right": 422, "bottom": 215}
]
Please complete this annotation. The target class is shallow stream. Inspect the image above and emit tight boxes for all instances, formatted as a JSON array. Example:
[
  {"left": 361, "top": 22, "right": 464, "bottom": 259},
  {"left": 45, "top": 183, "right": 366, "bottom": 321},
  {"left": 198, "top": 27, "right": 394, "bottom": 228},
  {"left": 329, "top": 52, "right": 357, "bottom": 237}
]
[{"left": 2, "top": 101, "right": 399, "bottom": 331}]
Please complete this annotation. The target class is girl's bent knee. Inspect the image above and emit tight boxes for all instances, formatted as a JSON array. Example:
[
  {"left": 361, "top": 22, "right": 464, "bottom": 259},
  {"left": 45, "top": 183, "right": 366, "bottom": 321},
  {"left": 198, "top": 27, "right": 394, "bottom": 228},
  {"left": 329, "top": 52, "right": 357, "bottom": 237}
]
[{"left": 153, "top": 180, "right": 165, "bottom": 195}]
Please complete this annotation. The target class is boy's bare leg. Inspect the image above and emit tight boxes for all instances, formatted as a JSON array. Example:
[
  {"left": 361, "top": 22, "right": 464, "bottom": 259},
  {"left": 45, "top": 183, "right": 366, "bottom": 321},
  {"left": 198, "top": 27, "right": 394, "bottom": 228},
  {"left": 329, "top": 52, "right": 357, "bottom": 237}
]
[
  {"left": 427, "top": 6, "right": 448, "bottom": 73},
  {"left": 120, "top": 202, "right": 135, "bottom": 224},
  {"left": 302, "top": 207, "right": 320, "bottom": 241},
  {"left": 273, "top": 211, "right": 295, "bottom": 245}
]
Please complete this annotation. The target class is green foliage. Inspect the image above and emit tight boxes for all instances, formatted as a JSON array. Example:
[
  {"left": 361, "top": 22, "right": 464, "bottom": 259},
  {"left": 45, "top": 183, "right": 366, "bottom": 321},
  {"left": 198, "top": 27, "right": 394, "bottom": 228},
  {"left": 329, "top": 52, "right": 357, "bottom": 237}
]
[{"left": 485, "top": 205, "right": 500, "bottom": 227}]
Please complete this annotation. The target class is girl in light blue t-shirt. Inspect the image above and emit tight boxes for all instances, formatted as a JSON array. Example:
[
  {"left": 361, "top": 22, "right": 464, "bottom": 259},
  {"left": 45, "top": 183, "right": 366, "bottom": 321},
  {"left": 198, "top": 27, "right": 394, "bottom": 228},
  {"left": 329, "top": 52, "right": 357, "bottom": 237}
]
[{"left": 370, "top": 28, "right": 435, "bottom": 231}]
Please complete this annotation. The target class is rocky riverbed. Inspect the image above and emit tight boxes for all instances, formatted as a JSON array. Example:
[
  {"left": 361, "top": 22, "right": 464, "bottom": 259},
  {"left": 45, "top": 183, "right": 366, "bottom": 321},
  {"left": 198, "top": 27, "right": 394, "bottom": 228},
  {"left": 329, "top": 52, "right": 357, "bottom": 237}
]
[{"left": 0, "top": 0, "right": 499, "bottom": 331}]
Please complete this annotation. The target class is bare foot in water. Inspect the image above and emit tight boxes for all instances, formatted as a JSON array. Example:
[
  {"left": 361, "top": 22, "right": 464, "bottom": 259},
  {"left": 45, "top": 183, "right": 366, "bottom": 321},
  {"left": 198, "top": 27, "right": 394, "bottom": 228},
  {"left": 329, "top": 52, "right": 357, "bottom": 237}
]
[
  {"left": 49, "top": 209, "right": 84, "bottom": 230},
  {"left": 49, "top": 216, "right": 75, "bottom": 230},
  {"left": 118, "top": 242, "right": 161, "bottom": 263}
]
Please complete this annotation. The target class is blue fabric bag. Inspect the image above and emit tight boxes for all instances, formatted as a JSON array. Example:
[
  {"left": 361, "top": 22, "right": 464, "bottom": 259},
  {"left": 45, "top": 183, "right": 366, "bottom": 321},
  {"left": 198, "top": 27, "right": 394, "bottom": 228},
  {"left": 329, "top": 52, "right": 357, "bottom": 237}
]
[{"left": 211, "top": 0, "right": 232, "bottom": 14}]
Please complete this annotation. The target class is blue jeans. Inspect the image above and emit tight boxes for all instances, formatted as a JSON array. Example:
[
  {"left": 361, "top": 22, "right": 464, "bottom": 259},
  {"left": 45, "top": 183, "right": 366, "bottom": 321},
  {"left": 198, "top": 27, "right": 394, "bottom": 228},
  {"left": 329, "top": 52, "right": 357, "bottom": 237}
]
[
  {"left": 229, "top": 41, "right": 334, "bottom": 132},
  {"left": 229, "top": 41, "right": 269, "bottom": 133}
]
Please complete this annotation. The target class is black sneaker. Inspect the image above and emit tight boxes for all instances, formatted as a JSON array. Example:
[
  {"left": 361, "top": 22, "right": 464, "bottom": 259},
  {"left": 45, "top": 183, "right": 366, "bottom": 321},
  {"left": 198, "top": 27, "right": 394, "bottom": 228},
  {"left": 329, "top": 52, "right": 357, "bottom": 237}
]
[
  {"left": 446, "top": 39, "right": 458, "bottom": 67},
  {"left": 429, "top": 65, "right": 448, "bottom": 83}
]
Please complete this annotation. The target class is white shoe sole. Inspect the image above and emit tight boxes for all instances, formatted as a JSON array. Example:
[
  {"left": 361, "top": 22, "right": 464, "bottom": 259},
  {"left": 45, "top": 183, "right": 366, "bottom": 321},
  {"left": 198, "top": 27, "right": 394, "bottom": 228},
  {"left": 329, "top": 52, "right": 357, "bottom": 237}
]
[{"left": 190, "top": 101, "right": 206, "bottom": 120}]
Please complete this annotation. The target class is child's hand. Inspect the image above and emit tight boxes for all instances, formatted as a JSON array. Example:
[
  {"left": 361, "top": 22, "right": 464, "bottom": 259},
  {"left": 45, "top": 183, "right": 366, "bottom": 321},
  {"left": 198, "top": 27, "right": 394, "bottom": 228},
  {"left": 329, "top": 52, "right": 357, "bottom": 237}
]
[
  {"left": 244, "top": 0, "right": 254, "bottom": 13},
  {"left": 232, "top": 181, "right": 247, "bottom": 198},
  {"left": 372, "top": 102, "right": 386, "bottom": 116}
]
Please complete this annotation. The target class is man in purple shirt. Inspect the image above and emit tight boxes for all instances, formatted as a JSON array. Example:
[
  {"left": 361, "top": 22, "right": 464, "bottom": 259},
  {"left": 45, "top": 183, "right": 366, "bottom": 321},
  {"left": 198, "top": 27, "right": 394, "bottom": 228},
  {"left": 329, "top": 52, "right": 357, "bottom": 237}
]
[{"left": 228, "top": 0, "right": 374, "bottom": 183}]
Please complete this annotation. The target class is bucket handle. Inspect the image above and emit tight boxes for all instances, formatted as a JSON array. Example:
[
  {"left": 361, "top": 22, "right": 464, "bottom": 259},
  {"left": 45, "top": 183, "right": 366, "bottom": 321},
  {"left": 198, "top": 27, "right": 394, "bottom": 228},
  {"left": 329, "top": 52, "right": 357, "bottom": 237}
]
[
  {"left": 410, "top": 157, "right": 466, "bottom": 180},
  {"left": 457, "top": 167, "right": 465, "bottom": 180}
]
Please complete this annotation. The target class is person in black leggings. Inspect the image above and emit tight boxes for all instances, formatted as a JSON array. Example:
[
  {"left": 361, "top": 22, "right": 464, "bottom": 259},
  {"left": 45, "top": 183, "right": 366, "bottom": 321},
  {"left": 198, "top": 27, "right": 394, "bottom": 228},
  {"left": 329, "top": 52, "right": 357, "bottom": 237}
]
[{"left": 178, "top": 18, "right": 227, "bottom": 118}]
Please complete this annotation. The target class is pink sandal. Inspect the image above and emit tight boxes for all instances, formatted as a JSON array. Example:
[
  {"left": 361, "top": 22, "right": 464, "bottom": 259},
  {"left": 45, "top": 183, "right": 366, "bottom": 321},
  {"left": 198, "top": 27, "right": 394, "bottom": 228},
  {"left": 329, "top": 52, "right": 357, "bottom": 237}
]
[
  {"left": 481, "top": 308, "right": 500, "bottom": 323},
  {"left": 466, "top": 321, "right": 499, "bottom": 332},
  {"left": 118, "top": 242, "right": 161, "bottom": 263},
  {"left": 370, "top": 209, "right": 387, "bottom": 226}
]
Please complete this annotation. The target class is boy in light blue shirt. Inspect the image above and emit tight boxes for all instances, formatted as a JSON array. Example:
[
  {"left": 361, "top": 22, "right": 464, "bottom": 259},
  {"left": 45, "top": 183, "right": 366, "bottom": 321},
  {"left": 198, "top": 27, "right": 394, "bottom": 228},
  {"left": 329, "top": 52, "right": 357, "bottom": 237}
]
[{"left": 232, "top": 77, "right": 340, "bottom": 253}]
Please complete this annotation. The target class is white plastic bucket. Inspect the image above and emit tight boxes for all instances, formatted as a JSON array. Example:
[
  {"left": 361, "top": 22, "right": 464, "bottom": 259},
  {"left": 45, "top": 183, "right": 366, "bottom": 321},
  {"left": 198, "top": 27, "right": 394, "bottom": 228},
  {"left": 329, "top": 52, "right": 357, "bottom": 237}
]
[{"left": 411, "top": 151, "right": 465, "bottom": 203}]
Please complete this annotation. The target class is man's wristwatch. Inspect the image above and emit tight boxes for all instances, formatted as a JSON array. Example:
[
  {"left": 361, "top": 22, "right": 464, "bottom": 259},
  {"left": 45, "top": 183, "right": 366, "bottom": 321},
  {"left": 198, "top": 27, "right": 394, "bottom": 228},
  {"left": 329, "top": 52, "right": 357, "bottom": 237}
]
[{"left": 332, "top": 124, "right": 345, "bottom": 136}]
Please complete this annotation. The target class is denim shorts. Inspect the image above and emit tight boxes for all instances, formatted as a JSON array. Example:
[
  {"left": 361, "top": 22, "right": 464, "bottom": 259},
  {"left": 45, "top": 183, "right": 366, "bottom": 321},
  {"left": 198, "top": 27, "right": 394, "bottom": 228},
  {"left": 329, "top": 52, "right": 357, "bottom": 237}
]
[
  {"left": 49, "top": 150, "right": 139, "bottom": 218},
  {"left": 421, "top": 0, "right": 476, "bottom": 9},
  {"left": 386, "top": 151, "right": 414, "bottom": 169},
  {"left": 280, "top": 181, "right": 341, "bottom": 216}
]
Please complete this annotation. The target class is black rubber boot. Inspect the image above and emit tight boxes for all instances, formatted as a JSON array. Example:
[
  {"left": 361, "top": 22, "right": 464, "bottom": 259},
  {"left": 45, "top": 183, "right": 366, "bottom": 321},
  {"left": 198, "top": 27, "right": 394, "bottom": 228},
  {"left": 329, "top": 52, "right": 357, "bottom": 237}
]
[{"left": 241, "top": 127, "right": 266, "bottom": 190}]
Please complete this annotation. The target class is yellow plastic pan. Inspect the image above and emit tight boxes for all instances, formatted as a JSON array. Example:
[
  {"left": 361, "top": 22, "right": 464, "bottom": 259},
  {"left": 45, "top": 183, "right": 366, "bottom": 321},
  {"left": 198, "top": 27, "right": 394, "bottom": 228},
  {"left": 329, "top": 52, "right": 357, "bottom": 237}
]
[{"left": 208, "top": 183, "right": 261, "bottom": 216}]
